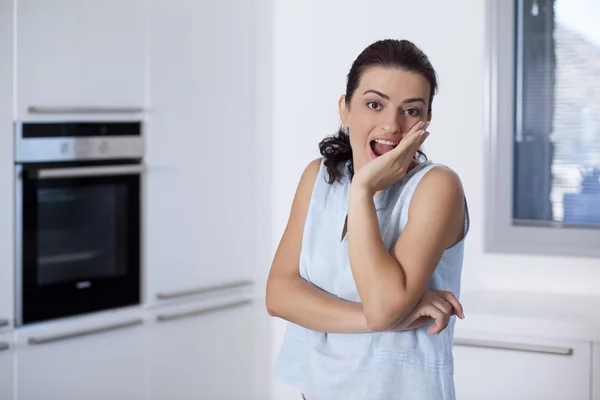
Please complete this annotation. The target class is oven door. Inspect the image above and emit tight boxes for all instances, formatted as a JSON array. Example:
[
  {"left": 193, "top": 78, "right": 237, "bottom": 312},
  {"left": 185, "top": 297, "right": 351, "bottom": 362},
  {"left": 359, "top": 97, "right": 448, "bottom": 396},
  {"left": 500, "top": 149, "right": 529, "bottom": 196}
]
[{"left": 15, "top": 163, "right": 143, "bottom": 326}]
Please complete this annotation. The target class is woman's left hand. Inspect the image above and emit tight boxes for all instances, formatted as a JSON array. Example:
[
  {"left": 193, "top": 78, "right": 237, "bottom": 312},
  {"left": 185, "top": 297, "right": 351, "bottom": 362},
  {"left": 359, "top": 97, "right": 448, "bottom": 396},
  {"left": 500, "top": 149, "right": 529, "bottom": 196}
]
[
  {"left": 388, "top": 289, "right": 464, "bottom": 334},
  {"left": 352, "top": 120, "right": 429, "bottom": 195}
]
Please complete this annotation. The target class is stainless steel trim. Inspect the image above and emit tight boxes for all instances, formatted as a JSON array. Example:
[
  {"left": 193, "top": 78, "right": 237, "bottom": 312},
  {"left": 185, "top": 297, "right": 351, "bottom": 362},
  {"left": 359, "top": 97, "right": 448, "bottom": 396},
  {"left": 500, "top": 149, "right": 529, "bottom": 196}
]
[
  {"left": 156, "top": 299, "right": 252, "bottom": 323},
  {"left": 28, "top": 318, "right": 144, "bottom": 345},
  {"left": 156, "top": 280, "right": 253, "bottom": 301},
  {"left": 28, "top": 106, "right": 144, "bottom": 115},
  {"left": 0, "top": 319, "right": 8, "bottom": 328},
  {"left": 15, "top": 165, "right": 23, "bottom": 327},
  {"left": 35, "top": 165, "right": 145, "bottom": 180},
  {"left": 14, "top": 135, "right": 145, "bottom": 163},
  {"left": 454, "top": 338, "right": 573, "bottom": 356},
  {"left": 0, "top": 342, "right": 9, "bottom": 352}
]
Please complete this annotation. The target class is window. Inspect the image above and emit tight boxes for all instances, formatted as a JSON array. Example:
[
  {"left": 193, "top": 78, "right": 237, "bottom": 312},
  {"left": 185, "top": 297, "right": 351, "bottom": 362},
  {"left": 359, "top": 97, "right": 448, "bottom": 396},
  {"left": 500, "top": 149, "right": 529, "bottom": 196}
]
[{"left": 485, "top": 0, "right": 600, "bottom": 257}]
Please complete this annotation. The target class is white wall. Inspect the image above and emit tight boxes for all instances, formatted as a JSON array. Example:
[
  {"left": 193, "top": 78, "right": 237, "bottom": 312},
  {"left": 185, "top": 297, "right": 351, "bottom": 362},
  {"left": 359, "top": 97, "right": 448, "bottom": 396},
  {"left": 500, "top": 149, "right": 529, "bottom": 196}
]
[{"left": 263, "top": 0, "right": 600, "bottom": 398}]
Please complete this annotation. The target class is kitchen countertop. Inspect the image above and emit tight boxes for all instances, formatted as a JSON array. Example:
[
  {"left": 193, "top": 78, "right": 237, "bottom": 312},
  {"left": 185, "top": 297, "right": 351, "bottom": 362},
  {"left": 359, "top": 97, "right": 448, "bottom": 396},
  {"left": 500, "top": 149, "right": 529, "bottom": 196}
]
[{"left": 454, "top": 289, "right": 600, "bottom": 343}]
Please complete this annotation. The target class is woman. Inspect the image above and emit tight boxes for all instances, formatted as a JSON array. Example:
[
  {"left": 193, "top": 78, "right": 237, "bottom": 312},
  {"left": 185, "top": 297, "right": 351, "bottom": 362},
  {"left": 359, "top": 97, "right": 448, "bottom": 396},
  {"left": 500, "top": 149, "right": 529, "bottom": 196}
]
[{"left": 266, "top": 39, "right": 469, "bottom": 400}]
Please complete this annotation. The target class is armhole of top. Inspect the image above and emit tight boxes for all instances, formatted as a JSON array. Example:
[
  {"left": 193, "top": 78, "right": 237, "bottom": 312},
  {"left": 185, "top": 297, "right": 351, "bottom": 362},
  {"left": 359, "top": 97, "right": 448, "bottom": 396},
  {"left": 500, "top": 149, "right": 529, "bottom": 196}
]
[
  {"left": 398, "top": 163, "right": 438, "bottom": 231},
  {"left": 399, "top": 163, "right": 470, "bottom": 244}
]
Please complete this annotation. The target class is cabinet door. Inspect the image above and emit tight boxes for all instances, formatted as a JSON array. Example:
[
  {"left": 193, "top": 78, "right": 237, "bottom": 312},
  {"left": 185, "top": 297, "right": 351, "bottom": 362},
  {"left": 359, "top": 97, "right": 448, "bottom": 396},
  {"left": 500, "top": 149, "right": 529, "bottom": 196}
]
[
  {"left": 15, "top": 312, "right": 146, "bottom": 399},
  {"left": 0, "top": 0, "right": 13, "bottom": 328},
  {"left": 147, "top": 298, "right": 256, "bottom": 399},
  {"left": 145, "top": 0, "right": 257, "bottom": 302},
  {"left": 453, "top": 334, "right": 591, "bottom": 400},
  {"left": 0, "top": 333, "right": 13, "bottom": 400},
  {"left": 16, "top": 0, "right": 147, "bottom": 118}
]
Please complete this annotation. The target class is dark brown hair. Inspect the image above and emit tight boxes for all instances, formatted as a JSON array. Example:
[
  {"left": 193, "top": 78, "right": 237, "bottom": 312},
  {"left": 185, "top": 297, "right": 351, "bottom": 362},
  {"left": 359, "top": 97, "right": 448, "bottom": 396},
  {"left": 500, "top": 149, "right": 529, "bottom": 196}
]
[{"left": 319, "top": 39, "right": 438, "bottom": 183}]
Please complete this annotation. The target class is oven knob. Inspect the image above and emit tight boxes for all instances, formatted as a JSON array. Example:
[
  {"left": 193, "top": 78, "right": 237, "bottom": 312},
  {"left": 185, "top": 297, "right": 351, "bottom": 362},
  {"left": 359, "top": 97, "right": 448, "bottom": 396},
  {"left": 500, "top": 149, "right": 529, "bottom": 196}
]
[{"left": 99, "top": 141, "right": 109, "bottom": 153}]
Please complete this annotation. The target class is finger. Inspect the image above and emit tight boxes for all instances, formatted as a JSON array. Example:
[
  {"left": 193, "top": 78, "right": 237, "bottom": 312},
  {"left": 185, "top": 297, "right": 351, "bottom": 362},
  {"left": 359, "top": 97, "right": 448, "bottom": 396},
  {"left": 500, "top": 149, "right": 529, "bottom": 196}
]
[
  {"left": 428, "top": 315, "right": 449, "bottom": 335},
  {"left": 420, "top": 304, "right": 447, "bottom": 333},
  {"left": 432, "top": 298, "right": 452, "bottom": 315},
  {"left": 438, "top": 292, "right": 464, "bottom": 319},
  {"left": 419, "top": 303, "right": 443, "bottom": 319},
  {"left": 395, "top": 124, "right": 429, "bottom": 154},
  {"left": 408, "top": 120, "right": 429, "bottom": 135},
  {"left": 429, "top": 312, "right": 450, "bottom": 335}
]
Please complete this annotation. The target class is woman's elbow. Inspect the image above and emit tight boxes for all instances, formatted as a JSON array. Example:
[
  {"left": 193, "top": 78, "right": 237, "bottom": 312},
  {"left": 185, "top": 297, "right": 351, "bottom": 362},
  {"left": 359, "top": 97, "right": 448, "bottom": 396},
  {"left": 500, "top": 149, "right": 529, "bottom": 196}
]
[
  {"left": 265, "top": 292, "right": 281, "bottom": 317},
  {"left": 364, "top": 312, "right": 394, "bottom": 332},
  {"left": 265, "top": 276, "right": 286, "bottom": 317},
  {"left": 364, "top": 300, "right": 406, "bottom": 332}
]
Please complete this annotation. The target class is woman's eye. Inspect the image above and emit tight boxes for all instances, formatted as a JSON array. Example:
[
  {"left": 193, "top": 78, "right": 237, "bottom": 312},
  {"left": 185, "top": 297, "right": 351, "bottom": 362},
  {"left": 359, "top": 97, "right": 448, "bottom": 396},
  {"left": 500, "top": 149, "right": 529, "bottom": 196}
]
[
  {"left": 367, "top": 101, "right": 382, "bottom": 110},
  {"left": 404, "top": 108, "right": 421, "bottom": 117}
]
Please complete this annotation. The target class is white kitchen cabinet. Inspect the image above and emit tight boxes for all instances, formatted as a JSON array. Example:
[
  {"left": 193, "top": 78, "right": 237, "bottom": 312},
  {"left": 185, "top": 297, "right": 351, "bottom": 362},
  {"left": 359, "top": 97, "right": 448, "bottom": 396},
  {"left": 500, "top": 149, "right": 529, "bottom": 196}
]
[
  {"left": 16, "top": 0, "right": 147, "bottom": 119},
  {"left": 15, "top": 310, "right": 146, "bottom": 399},
  {"left": 0, "top": 0, "right": 13, "bottom": 328},
  {"left": 453, "top": 333, "right": 592, "bottom": 400},
  {"left": 145, "top": 0, "right": 257, "bottom": 302},
  {"left": 0, "top": 333, "right": 13, "bottom": 400},
  {"left": 146, "top": 297, "right": 256, "bottom": 399}
]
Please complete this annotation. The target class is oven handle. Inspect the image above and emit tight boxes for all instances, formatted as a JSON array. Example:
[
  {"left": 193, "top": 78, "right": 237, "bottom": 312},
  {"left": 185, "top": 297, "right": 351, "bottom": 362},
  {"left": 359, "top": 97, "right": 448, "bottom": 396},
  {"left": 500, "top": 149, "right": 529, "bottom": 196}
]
[
  {"left": 30, "top": 165, "right": 145, "bottom": 180},
  {"left": 28, "top": 106, "right": 144, "bottom": 114}
]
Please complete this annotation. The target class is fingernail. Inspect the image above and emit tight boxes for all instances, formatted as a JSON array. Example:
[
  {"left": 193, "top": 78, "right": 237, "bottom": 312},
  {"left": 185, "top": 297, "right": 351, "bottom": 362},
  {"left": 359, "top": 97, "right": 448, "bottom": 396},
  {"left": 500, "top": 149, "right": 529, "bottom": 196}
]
[{"left": 420, "top": 121, "right": 426, "bottom": 128}]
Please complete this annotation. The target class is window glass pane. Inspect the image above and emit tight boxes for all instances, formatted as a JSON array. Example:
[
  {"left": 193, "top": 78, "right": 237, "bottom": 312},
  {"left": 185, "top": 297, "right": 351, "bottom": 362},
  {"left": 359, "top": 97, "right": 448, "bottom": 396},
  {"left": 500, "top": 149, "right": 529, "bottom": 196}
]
[{"left": 514, "top": 0, "right": 600, "bottom": 226}]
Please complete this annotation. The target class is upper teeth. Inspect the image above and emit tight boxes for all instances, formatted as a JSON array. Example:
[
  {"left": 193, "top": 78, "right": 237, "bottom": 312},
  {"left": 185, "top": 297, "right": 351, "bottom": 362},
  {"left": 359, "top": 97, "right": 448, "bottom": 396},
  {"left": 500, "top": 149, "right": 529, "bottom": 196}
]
[{"left": 374, "top": 139, "right": 397, "bottom": 146}]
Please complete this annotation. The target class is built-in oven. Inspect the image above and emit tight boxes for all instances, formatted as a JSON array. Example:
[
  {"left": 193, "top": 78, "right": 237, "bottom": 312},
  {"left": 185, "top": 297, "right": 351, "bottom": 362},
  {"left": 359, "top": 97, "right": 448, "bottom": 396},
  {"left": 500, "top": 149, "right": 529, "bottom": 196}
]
[{"left": 14, "top": 121, "right": 144, "bottom": 326}]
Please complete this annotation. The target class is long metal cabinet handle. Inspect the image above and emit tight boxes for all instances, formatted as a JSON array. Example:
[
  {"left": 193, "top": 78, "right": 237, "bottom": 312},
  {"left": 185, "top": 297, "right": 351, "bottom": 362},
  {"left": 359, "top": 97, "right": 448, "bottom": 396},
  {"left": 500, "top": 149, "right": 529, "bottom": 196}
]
[
  {"left": 28, "top": 318, "right": 144, "bottom": 345},
  {"left": 28, "top": 106, "right": 144, "bottom": 114},
  {"left": 157, "top": 299, "right": 252, "bottom": 323},
  {"left": 36, "top": 165, "right": 145, "bottom": 180},
  {"left": 156, "top": 280, "right": 253, "bottom": 301},
  {"left": 0, "top": 342, "right": 9, "bottom": 352},
  {"left": 453, "top": 338, "right": 573, "bottom": 356},
  {"left": 0, "top": 319, "right": 9, "bottom": 328}
]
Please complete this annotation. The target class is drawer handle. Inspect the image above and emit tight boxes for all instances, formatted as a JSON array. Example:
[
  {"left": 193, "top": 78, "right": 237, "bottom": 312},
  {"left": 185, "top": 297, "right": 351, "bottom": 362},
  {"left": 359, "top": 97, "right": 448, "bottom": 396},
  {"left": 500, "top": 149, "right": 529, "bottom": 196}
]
[
  {"left": 27, "top": 106, "right": 144, "bottom": 115},
  {"left": 157, "top": 299, "right": 252, "bottom": 323},
  {"left": 0, "top": 319, "right": 9, "bottom": 328},
  {"left": 453, "top": 338, "right": 573, "bottom": 356},
  {"left": 28, "top": 318, "right": 144, "bottom": 346},
  {"left": 156, "top": 280, "right": 253, "bottom": 301},
  {"left": 0, "top": 342, "right": 9, "bottom": 352}
]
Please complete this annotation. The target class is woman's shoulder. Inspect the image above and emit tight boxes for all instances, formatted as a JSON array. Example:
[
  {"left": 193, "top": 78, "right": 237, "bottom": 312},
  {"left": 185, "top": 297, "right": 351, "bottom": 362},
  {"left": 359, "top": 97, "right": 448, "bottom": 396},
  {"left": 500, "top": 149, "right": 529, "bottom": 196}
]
[
  {"left": 405, "top": 161, "right": 463, "bottom": 192},
  {"left": 419, "top": 163, "right": 464, "bottom": 195},
  {"left": 391, "top": 162, "right": 465, "bottom": 219},
  {"left": 294, "top": 157, "right": 324, "bottom": 200},
  {"left": 298, "top": 157, "right": 323, "bottom": 187}
]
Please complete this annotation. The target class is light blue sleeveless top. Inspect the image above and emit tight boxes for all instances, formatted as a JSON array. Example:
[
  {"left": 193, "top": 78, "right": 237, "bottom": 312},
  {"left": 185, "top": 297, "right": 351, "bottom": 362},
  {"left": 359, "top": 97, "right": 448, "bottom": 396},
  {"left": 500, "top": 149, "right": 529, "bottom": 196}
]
[{"left": 274, "top": 158, "right": 470, "bottom": 400}]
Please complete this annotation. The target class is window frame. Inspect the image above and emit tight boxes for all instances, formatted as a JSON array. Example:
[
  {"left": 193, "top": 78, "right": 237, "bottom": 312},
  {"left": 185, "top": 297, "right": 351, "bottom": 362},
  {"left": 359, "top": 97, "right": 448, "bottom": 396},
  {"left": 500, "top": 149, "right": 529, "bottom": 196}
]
[{"left": 484, "top": 0, "right": 600, "bottom": 258}]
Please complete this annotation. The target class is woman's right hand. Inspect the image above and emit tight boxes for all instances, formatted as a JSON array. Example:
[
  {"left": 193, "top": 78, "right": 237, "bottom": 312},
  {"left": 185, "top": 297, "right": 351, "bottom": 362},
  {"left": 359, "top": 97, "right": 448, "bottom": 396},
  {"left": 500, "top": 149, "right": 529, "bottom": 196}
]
[{"left": 388, "top": 289, "right": 464, "bottom": 335}]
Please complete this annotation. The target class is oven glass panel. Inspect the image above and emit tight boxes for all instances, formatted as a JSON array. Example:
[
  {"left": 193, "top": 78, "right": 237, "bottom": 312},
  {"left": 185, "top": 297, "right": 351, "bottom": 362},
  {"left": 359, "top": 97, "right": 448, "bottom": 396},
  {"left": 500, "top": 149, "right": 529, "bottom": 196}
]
[
  {"left": 20, "top": 167, "right": 141, "bottom": 325},
  {"left": 37, "top": 184, "right": 129, "bottom": 286}
]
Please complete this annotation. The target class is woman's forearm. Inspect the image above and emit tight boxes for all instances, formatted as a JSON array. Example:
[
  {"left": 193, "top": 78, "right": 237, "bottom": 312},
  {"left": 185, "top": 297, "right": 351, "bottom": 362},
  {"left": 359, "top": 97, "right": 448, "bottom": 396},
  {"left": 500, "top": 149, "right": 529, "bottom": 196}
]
[
  {"left": 266, "top": 274, "right": 369, "bottom": 333},
  {"left": 347, "top": 186, "right": 413, "bottom": 330},
  {"left": 267, "top": 274, "right": 433, "bottom": 333}
]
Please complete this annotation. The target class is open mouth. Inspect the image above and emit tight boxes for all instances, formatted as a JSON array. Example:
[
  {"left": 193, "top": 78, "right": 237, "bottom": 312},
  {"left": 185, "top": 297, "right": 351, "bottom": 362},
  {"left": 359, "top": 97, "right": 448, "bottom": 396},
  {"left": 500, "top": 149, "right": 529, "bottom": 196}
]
[{"left": 370, "top": 139, "right": 398, "bottom": 158}]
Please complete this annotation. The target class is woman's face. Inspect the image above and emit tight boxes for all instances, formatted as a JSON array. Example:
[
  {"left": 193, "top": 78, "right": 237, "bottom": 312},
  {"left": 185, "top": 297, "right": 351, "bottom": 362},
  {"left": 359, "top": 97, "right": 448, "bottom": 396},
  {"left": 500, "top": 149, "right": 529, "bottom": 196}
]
[{"left": 339, "top": 66, "right": 432, "bottom": 173}]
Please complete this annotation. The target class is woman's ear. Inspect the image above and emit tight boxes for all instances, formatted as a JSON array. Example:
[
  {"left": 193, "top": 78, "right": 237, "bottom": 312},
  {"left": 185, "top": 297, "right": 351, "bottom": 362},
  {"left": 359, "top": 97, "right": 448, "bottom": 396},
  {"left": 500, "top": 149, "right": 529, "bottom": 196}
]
[{"left": 338, "top": 95, "right": 349, "bottom": 126}]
